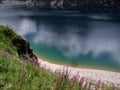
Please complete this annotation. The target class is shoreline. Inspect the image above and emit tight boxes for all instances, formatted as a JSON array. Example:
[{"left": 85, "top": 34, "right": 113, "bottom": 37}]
[
  {"left": 35, "top": 52, "right": 120, "bottom": 72},
  {"left": 37, "top": 57, "right": 120, "bottom": 87}
]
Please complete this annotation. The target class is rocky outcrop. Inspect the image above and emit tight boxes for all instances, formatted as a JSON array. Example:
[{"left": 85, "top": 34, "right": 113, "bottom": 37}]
[
  {"left": 10, "top": 0, "right": 120, "bottom": 8},
  {"left": 0, "top": 25, "right": 37, "bottom": 61},
  {"left": 12, "top": 37, "right": 37, "bottom": 60}
]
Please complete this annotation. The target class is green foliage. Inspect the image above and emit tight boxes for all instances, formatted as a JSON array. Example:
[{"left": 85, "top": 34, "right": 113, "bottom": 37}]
[
  {"left": 0, "top": 52, "right": 119, "bottom": 90},
  {"left": 0, "top": 25, "right": 25, "bottom": 55},
  {"left": 0, "top": 25, "right": 24, "bottom": 40},
  {"left": 0, "top": 52, "right": 58, "bottom": 90},
  {"left": 0, "top": 25, "right": 15, "bottom": 54}
]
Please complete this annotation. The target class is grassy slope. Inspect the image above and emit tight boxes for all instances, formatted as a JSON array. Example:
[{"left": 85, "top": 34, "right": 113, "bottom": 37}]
[
  {"left": 0, "top": 25, "right": 59, "bottom": 90},
  {"left": 0, "top": 25, "right": 119, "bottom": 90}
]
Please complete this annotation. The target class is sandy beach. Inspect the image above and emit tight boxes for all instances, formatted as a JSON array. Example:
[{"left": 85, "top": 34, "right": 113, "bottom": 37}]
[{"left": 38, "top": 58, "right": 120, "bottom": 87}]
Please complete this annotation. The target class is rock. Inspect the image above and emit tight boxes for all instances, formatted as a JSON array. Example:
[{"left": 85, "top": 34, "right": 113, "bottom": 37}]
[
  {"left": 12, "top": 38, "right": 37, "bottom": 60},
  {"left": 10, "top": 0, "right": 120, "bottom": 8}
]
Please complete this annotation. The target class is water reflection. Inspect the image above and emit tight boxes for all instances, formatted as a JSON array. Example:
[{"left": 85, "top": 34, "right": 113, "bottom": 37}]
[
  {"left": 18, "top": 18, "right": 37, "bottom": 35},
  {"left": 0, "top": 6, "right": 120, "bottom": 69},
  {"left": 33, "top": 23, "right": 120, "bottom": 63}
]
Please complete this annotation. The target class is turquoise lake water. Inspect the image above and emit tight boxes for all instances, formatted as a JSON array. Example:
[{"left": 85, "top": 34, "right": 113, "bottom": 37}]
[{"left": 0, "top": 3, "right": 120, "bottom": 71}]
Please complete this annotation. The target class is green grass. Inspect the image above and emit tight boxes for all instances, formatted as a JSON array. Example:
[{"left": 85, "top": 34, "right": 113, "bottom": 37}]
[
  {"left": 0, "top": 51, "right": 59, "bottom": 90},
  {"left": 0, "top": 25, "right": 24, "bottom": 55},
  {"left": 0, "top": 25, "right": 120, "bottom": 90}
]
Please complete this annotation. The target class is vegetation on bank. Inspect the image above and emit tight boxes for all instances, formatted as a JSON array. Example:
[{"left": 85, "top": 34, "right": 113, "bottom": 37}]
[{"left": 0, "top": 25, "right": 119, "bottom": 90}]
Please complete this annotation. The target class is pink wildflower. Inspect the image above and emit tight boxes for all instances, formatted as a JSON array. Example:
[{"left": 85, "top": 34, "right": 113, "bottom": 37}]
[
  {"left": 4, "top": 51, "right": 11, "bottom": 61},
  {"left": 21, "top": 67, "right": 26, "bottom": 76},
  {"left": 112, "top": 83, "right": 115, "bottom": 90},
  {"left": 97, "top": 80, "right": 101, "bottom": 89},
  {"left": 63, "top": 66, "right": 70, "bottom": 77},
  {"left": 79, "top": 77, "right": 85, "bottom": 86}
]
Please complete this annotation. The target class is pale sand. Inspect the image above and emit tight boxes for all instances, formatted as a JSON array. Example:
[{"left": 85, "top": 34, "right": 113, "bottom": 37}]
[{"left": 38, "top": 58, "right": 120, "bottom": 87}]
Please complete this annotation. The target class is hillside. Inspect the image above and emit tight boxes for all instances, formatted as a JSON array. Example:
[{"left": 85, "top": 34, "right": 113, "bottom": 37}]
[
  {"left": 0, "top": 25, "right": 58, "bottom": 89},
  {"left": 0, "top": 25, "right": 119, "bottom": 90}
]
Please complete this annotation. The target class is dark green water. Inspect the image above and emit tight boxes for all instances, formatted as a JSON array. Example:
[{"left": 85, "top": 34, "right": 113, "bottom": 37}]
[{"left": 0, "top": 3, "right": 120, "bottom": 71}]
